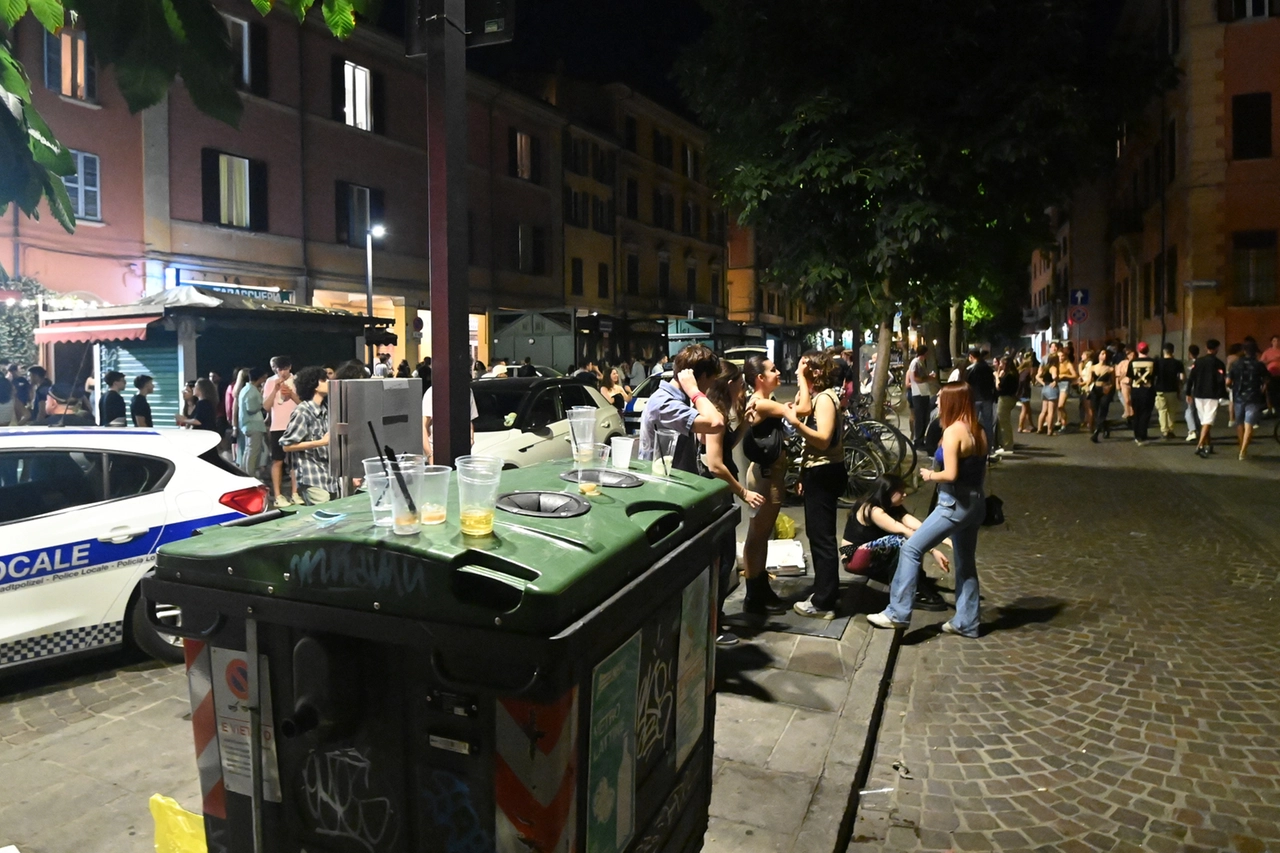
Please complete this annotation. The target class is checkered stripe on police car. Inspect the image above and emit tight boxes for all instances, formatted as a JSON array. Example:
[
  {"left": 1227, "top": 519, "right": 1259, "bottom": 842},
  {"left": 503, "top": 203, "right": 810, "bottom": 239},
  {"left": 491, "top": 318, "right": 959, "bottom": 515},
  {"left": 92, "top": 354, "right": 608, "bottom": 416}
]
[{"left": 0, "top": 622, "right": 124, "bottom": 665}]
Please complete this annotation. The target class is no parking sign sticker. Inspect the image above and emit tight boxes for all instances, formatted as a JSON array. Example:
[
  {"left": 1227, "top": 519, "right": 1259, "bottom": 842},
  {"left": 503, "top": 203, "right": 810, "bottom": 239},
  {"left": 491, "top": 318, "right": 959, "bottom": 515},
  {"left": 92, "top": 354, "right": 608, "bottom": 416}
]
[{"left": 210, "top": 647, "right": 282, "bottom": 802}]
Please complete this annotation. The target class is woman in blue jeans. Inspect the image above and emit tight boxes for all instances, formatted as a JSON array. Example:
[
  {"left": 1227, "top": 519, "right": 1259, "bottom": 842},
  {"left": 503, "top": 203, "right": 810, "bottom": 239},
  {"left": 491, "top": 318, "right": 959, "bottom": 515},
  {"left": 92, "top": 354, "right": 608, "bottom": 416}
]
[{"left": 868, "top": 382, "right": 987, "bottom": 637}]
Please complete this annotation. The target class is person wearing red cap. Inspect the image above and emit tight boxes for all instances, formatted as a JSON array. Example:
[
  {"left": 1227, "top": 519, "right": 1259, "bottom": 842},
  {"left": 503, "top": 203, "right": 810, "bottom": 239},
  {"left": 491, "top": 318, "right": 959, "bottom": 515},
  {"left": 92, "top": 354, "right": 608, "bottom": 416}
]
[{"left": 1126, "top": 342, "right": 1157, "bottom": 444}]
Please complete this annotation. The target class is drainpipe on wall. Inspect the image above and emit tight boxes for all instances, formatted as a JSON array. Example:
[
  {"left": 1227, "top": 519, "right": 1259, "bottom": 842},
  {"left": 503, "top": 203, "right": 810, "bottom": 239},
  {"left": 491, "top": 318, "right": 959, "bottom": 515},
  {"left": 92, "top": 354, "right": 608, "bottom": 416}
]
[
  {"left": 10, "top": 205, "right": 18, "bottom": 278},
  {"left": 1159, "top": 96, "right": 1168, "bottom": 352},
  {"left": 296, "top": 23, "right": 311, "bottom": 305}
]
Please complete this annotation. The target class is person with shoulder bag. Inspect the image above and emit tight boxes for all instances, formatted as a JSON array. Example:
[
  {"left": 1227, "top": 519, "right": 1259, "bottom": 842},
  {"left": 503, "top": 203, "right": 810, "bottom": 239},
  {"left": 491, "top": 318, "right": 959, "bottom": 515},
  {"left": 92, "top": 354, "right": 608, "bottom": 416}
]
[
  {"left": 869, "top": 382, "right": 988, "bottom": 638},
  {"left": 740, "top": 356, "right": 790, "bottom": 615},
  {"left": 784, "top": 351, "right": 846, "bottom": 620}
]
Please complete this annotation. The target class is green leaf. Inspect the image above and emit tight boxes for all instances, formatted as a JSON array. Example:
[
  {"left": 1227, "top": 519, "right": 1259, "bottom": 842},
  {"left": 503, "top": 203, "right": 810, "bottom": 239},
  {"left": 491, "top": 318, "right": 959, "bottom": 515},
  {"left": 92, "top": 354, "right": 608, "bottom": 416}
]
[
  {"left": 27, "top": 0, "right": 63, "bottom": 31},
  {"left": 23, "top": 98, "right": 73, "bottom": 173},
  {"left": 0, "top": 41, "right": 32, "bottom": 102},
  {"left": 275, "top": 0, "right": 316, "bottom": 23},
  {"left": 2, "top": 0, "right": 30, "bottom": 29},
  {"left": 249, "top": 0, "right": 272, "bottom": 13},
  {"left": 321, "top": 0, "right": 354, "bottom": 38},
  {"left": 40, "top": 169, "right": 76, "bottom": 232},
  {"left": 160, "top": 0, "right": 185, "bottom": 41}
]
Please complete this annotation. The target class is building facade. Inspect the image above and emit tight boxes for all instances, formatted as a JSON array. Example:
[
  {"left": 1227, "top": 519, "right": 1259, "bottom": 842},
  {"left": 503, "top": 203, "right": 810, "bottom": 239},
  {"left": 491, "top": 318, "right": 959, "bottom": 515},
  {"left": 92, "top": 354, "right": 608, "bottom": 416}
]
[
  {"left": 5, "top": 2, "right": 816, "bottom": 377},
  {"left": 1030, "top": 1, "right": 1280, "bottom": 354}
]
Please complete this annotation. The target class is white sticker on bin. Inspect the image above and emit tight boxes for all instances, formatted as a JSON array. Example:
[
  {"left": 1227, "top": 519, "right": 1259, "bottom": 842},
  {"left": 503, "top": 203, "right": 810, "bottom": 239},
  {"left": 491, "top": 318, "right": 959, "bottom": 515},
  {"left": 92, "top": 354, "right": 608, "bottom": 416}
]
[{"left": 210, "top": 647, "right": 283, "bottom": 802}]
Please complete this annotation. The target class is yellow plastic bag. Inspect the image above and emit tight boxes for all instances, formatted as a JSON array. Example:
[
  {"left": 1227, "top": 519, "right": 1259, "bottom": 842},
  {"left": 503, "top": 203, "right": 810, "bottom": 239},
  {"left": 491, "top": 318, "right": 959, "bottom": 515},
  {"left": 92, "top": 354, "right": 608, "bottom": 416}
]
[
  {"left": 150, "top": 794, "right": 206, "bottom": 853},
  {"left": 774, "top": 513, "right": 796, "bottom": 540}
]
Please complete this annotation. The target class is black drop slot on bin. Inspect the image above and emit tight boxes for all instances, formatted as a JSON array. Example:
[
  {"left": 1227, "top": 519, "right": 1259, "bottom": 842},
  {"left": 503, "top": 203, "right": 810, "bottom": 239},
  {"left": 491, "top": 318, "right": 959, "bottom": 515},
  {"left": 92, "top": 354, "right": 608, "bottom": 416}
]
[
  {"left": 496, "top": 490, "right": 590, "bottom": 518},
  {"left": 624, "top": 501, "right": 685, "bottom": 546},
  {"left": 449, "top": 556, "right": 539, "bottom": 614},
  {"left": 279, "top": 635, "right": 362, "bottom": 739}
]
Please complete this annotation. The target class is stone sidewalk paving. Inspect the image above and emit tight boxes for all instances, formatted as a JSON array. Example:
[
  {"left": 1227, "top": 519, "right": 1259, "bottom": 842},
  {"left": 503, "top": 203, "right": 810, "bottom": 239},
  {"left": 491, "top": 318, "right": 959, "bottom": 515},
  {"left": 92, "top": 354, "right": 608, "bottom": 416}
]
[{"left": 849, "top": 425, "right": 1280, "bottom": 853}]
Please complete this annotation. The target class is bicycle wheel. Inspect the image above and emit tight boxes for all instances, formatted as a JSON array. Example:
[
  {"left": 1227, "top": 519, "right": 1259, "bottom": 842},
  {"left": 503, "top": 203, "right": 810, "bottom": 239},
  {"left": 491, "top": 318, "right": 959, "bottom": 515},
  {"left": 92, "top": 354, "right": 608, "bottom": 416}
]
[
  {"left": 840, "top": 443, "right": 885, "bottom": 507},
  {"left": 859, "top": 419, "right": 916, "bottom": 476}
]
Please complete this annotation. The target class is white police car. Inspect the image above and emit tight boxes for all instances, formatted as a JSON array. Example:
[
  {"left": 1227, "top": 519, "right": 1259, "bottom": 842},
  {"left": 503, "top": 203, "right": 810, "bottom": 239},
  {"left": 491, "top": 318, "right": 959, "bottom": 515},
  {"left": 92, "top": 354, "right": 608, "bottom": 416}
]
[{"left": 0, "top": 427, "right": 266, "bottom": 670}]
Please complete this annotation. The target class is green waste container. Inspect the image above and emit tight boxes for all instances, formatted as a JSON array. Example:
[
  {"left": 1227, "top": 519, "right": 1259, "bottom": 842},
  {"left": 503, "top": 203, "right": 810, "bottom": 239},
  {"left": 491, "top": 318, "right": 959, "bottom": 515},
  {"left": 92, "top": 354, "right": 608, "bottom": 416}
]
[{"left": 145, "top": 460, "right": 738, "bottom": 853}]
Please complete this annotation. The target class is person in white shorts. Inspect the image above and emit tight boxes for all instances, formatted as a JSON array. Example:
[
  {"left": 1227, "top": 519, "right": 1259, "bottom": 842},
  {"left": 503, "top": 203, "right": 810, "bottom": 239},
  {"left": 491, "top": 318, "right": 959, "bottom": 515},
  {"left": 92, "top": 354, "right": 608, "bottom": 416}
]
[{"left": 1186, "top": 339, "right": 1226, "bottom": 458}]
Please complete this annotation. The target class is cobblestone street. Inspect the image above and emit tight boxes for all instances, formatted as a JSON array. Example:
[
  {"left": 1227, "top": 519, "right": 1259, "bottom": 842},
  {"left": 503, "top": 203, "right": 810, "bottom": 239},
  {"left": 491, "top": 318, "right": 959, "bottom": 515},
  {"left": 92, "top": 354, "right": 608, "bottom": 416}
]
[
  {"left": 851, "top": 426, "right": 1280, "bottom": 853},
  {"left": 0, "top": 654, "right": 196, "bottom": 852}
]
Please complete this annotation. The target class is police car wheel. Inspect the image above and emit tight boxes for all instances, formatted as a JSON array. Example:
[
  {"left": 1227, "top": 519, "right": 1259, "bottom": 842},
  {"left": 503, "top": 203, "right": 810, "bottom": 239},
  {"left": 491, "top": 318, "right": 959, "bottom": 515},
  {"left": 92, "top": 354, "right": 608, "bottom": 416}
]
[{"left": 130, "top": 595, "right": 186, "bottom": 664}]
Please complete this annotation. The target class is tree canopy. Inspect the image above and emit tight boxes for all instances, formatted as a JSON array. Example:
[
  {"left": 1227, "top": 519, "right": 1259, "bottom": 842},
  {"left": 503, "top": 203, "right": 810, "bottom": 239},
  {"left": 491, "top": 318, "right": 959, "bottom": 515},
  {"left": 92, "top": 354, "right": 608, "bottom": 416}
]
[
  {"left": 678, "top": 0, "right": 1170, "bottom": 326},
  {"left": 0, "top": 0, "right": 364, "bottom": 257}
]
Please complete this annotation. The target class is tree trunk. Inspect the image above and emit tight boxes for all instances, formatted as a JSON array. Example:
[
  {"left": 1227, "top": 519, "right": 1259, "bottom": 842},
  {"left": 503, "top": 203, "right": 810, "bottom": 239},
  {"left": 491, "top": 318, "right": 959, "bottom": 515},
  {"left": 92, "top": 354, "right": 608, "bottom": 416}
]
[
  {"left": 949, "top": 301, "right": 965, "bottom": 367},
  {"left": 936, "top": 311, "right": 952, "bottom": 371},
  {"left": 869, "top": 308, "right": 894, "bottom": 420}
]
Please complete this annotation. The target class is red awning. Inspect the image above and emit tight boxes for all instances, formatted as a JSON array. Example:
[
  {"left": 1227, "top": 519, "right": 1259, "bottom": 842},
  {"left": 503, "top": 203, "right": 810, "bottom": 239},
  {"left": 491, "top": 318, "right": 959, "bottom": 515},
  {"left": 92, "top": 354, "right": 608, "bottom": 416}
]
[{"left": 34, "top": 316, "right": 160, "bottom": 345}]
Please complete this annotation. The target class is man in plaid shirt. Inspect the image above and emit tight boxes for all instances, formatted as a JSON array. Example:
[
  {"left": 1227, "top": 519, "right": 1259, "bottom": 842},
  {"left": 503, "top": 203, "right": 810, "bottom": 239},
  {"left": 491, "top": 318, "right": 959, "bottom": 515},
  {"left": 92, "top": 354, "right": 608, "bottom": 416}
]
[{"left": 280, "top": 366, "right": 338, "bottom": 503}]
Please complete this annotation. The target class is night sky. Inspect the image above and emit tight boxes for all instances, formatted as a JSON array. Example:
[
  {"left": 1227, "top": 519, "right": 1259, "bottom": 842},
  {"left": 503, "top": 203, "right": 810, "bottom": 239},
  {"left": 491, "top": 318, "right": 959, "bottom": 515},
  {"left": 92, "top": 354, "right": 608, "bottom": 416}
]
[{"left": 376, "top": 0, "right": 709, "bottom": 112}]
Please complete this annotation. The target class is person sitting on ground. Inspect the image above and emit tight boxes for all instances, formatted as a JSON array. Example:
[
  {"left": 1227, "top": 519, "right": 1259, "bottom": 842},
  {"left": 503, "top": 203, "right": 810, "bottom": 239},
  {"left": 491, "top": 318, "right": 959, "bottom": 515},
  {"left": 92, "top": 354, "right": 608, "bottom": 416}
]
[{"left": 840, "top": 474, "right": 951, "bottom": 611}]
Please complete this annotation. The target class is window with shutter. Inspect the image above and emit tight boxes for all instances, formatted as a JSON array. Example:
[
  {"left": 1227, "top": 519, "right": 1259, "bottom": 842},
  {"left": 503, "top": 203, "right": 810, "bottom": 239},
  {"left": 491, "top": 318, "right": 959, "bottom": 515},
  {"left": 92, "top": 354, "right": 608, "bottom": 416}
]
[
  {"left": 249, "top": 22, "right": 269, "bottom": 97},
  {"left": 658, "top": 261, "right": 670, "bottom": 297},
  {"left": 532, "top": 227, "right": 546, "bottom": 274},
  {"left": 598, "top": 263, "right": 609, "bottom": 299},
  {"left": 686, "top": 266, "right": 697, "bottom": 302},
  {"left": 710, "top": 272, "right": 721, "bottom": 307},
  {"left": 511, "top": 130, "right": 534, "bottom": 180},
  {"left": 1232, "top": 93, "right": 1272, "bottom": 160},
  {"left": 571, "top": 258, "right": 584, "bottom": 296},
  {"left": 44, "top": 26, "right": 95, "bottom": 101},
  {"left": 336, "top": 59, "right": 373, "bottom": 130},
  {"left": 1233, "top": 231, "right": 1278, "bottom": 306},
  {"left": 219, "top": 154, "right": 251, "bottom": 228},
  {"left": 63, "top": 150, "right": 101, "bottom": 221},
  {"left": 222, "top": 14, "right": 251, "bottom": 90},
  {"left": 627, "top": 254, "right": 640, "bottom": 295}
]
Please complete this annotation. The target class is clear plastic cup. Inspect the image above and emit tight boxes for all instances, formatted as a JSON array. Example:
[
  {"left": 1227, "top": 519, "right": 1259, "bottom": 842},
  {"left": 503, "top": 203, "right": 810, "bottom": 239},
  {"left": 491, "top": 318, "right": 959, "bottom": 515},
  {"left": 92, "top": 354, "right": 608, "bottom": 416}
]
[
  {"left": 364, "top": 473, "right": 394, "bottom": 527},
  {"left": 610, "top": 436, "right": 635, "bottom": 470},
  {"left": 652, "top": 428, "right": 680, "bottom": 475},
  {"left": 456, "top": 455, "right": 504, "bottom": 537},
  {"left": 419, "top": 465, "right": 452, "bottom": 525},
  {"left": 388, "top": 459, "right": 424, "bottom": 535},
  {"left": 568, "top": 407, "right": 597, "bottom": 457},
  {"left": 575, "top": 444, "right": 611, "bottom": 495}
]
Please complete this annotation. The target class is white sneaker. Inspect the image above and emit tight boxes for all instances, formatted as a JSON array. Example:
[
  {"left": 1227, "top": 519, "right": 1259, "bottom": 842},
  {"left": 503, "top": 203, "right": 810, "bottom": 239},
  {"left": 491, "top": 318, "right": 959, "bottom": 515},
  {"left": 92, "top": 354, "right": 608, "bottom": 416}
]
[
  {"left": 273, "top": 494, "right": 291, "bottom": 510},
  {"left": 866, "top": 611, "right": 908, "bottom": 629},
  {"left": 1185, "top": 433, "right": 1196, "bottom": 442},
  {"left": 940, "top": 621, "right": 976, "bottom": 638},
  {"left": 793, "top": 597, "right": 835, "bottom": 620},
  {"left": 291, "top": 493, "right": 306, "bottom": 506}
]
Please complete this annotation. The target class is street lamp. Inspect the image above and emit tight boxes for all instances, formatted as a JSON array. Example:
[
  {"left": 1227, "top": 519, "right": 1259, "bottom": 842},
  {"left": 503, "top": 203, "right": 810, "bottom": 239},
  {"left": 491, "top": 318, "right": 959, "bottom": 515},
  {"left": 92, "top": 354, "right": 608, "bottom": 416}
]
[{"left": 365, "top": 223, "right": 386, "bottom": 368}]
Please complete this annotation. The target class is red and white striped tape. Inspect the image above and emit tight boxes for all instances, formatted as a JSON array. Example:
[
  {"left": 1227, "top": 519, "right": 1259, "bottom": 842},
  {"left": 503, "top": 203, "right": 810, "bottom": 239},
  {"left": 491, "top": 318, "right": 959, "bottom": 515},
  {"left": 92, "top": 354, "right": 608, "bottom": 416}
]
[{"left": 184, "top": 639, "right": 227, "bottom": 819}]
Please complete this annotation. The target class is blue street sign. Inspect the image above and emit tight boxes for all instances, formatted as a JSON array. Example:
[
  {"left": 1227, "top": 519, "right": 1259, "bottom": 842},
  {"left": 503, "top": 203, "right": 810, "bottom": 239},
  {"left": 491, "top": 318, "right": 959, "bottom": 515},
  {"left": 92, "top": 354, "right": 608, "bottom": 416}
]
[{"left": 1070, "top": 289, "right": 1089, "bottom": 306}]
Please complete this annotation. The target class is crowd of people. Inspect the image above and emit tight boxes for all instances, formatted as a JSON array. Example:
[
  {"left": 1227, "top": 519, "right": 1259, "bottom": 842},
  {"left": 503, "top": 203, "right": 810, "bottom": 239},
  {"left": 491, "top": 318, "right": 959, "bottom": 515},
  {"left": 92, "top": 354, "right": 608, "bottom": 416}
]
[
  {"left": 3, "top": 329, "right": 1275, "bottom": 641},
  {"left": 901, "top": 333, "right": 1280, "bottom": 462}
]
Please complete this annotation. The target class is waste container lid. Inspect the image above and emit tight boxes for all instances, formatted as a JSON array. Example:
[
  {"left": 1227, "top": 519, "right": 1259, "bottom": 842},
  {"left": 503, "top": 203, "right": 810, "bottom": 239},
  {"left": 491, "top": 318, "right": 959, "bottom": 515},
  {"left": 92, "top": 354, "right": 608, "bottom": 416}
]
[{"left": 154, "top": 460, "right": 733, "bottom": 635}]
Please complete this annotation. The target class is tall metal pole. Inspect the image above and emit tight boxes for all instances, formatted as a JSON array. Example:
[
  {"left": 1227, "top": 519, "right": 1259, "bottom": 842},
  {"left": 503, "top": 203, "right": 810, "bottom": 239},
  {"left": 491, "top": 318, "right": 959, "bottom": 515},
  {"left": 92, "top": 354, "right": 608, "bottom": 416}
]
[
  {"left": 426, "top": 0, "right": 471, "bottom": 465},
  {"left": 365, "top": 228, "right": 375, "bottom": 369}
]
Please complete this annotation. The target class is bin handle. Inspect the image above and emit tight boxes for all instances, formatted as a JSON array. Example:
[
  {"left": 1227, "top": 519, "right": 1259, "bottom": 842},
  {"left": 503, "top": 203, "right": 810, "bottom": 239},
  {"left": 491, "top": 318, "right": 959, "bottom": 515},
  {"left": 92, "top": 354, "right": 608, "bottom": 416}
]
[
  {"left": 430, "top": 649, "right": 541, "bottom": 696},
  {"left": 145, "top": 595, "right": 226, "bottom": 640}
]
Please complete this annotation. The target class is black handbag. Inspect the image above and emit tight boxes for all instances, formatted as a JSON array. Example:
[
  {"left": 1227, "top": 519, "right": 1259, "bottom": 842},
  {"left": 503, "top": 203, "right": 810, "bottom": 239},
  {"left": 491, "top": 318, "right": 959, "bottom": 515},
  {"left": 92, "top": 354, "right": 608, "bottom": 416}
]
[
  {"left": 983, "top": 494, "right": 1005, "bottom": 526},
  {"left": 743, "top": 418, "right": 785, "bottom": 465}
]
